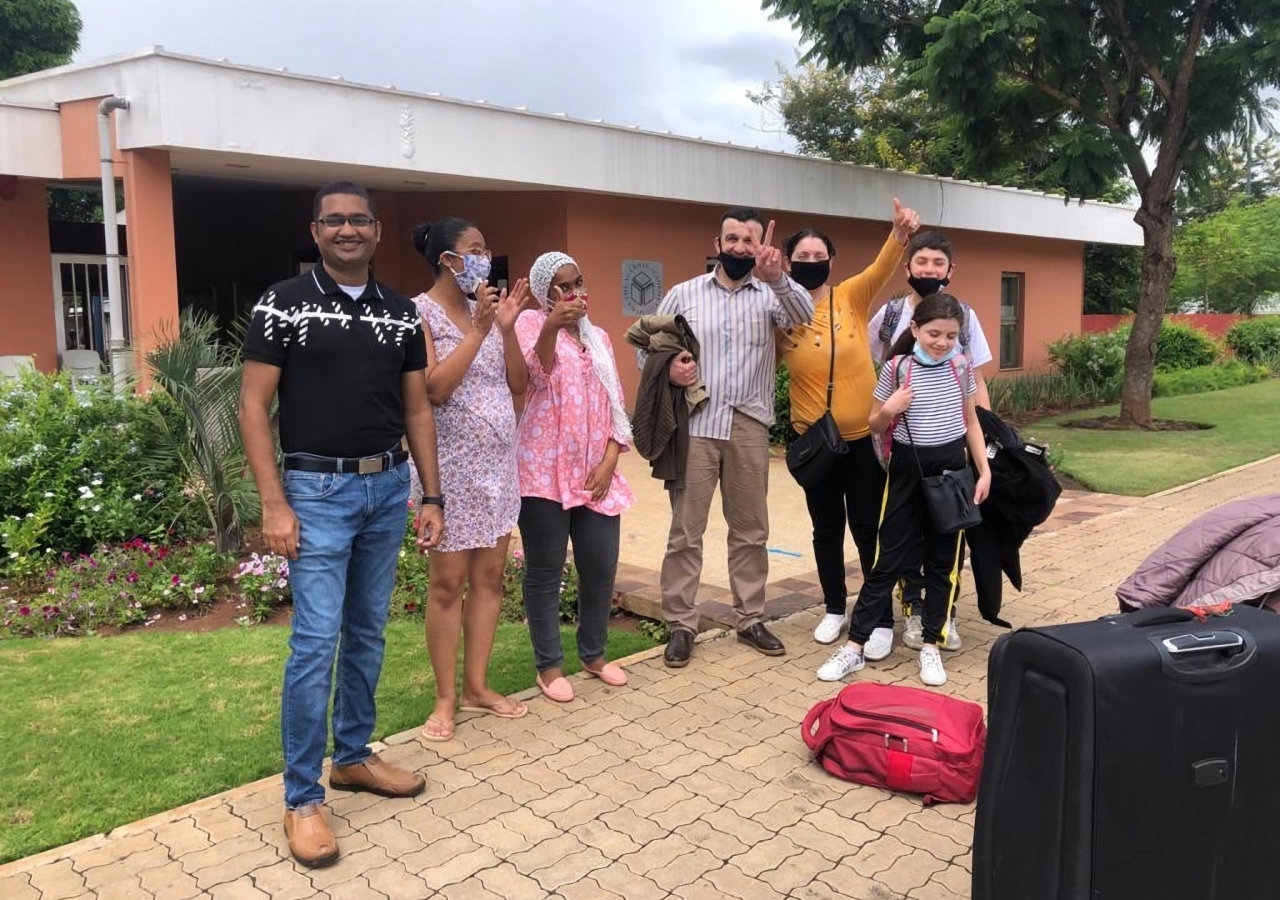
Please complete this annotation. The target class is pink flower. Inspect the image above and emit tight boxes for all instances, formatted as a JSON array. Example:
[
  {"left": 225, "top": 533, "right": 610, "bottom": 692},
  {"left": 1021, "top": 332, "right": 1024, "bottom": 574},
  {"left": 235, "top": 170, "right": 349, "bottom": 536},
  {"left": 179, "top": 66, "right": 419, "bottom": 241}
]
[
  {"left": 171, "top": 574, "right": 181, "bottom": 586},
  {"left": 18, "top": 606, "right": 30, "bottom": 617},
  {"left": 126, "top": 571, "right": 139, "bottom": 584}
]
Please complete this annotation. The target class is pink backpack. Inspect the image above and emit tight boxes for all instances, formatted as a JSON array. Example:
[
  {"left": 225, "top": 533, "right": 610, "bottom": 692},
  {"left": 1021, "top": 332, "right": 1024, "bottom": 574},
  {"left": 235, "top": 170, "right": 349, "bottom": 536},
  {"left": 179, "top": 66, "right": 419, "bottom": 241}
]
[
  {"left": 802, "top": 682, "right": 987, "bottom": 806},
  {"left": 871, "top": 355, "right": 970, "bottom": 470}
]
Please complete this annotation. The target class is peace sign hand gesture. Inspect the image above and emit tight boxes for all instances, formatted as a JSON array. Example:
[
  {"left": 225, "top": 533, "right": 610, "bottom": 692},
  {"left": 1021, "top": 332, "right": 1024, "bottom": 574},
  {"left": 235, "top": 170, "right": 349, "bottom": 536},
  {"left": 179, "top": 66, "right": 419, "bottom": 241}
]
[{"left": 752, "top": 219, "right": 785, "bottom": 283}]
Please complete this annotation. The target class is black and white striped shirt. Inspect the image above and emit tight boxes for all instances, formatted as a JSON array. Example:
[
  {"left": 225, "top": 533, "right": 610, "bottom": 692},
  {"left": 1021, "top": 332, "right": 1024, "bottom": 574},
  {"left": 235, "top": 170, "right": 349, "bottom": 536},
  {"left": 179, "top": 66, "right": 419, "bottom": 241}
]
[
  {"left": 875, "top": 356, "right": 976, "bottom": 447},
  {"left": 650, "top": 271, "right": 814, "bottom": 440}
]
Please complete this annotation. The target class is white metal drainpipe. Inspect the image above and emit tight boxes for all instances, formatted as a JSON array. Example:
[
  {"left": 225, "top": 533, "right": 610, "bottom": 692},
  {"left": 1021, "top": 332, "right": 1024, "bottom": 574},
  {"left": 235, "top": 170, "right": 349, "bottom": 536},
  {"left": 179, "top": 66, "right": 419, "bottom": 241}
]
[{"left": 98, "top": 95, "right": 131, "bottom": 394}]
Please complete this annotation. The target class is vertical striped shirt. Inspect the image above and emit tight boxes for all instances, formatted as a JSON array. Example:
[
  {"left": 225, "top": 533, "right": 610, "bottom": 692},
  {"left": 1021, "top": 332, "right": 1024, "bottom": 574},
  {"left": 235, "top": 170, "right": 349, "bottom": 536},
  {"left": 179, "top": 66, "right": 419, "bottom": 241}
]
[
  {"left": 648, "top": 271, "right": 814, "bottom": 440},
  {"left": 874, "top": 357, "right": 976, "bottom": 447}
]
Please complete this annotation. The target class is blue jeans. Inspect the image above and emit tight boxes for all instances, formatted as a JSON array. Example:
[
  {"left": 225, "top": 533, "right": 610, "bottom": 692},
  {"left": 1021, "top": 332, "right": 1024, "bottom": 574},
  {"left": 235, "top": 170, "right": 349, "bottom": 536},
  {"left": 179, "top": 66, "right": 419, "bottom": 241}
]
[{"left": 280, "top": 462, "right": 411, "bottom": 809}]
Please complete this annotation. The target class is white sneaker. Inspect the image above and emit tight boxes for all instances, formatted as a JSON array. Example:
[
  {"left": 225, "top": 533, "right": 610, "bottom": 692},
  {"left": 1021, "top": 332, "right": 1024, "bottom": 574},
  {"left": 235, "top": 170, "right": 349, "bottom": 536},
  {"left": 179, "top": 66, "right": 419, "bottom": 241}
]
[
  {"left": 903, "top": 615, "right": 924, "bottom": 650},
  {"left": 919, "top": 646, "right": 948, "bottom": 687},
  {"left": 941, "top": 617, "right": 962, "bottom": 652},
  {"left": 813, "top": 613, "right": 846, "bottom": 645},
  {"left": 863, "top": 627, "right": 895, "bottom": 662},
  {"left": 817, "top": 644, "right": 865, "bottom": 682}
]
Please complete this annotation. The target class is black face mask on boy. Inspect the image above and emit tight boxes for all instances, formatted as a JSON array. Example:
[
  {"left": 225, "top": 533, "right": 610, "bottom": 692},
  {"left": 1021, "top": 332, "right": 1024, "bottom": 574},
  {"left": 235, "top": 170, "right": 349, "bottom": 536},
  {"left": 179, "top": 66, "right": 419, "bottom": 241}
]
[{"left": 908, "top": 274, "right": 951, "bottom": 297}]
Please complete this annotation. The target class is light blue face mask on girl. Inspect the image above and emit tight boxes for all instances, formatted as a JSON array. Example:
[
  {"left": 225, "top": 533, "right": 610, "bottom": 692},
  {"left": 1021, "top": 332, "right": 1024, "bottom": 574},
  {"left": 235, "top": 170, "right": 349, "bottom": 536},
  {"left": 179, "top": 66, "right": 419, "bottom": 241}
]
[
  {"left": 913, "top": 341, "right": 961, "bottom": 366},
  {"left": 447, "top": 253, "right": 492, "bottom": 294}
]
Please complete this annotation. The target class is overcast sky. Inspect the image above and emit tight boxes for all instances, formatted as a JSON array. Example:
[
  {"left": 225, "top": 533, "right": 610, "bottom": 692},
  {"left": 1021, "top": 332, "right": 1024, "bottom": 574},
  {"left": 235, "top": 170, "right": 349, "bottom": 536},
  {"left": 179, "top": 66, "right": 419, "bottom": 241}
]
[{"left": 72, "top": 0, "right": 806, "bottom": 153}]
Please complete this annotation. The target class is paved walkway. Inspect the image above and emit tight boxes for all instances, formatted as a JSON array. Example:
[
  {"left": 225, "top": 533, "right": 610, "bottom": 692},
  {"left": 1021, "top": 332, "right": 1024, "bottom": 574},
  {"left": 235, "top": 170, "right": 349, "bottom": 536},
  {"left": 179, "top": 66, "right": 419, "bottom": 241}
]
[{"left": 3, "top": 455, "right": 1278, "bottom": 900}]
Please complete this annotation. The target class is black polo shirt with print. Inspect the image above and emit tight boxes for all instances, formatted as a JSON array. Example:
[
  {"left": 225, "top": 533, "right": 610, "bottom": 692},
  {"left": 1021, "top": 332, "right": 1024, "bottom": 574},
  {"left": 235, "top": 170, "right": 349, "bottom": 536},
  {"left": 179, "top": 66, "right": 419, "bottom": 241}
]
[{"left": 242, "top": 265, "right": 427, "bottom": 458}]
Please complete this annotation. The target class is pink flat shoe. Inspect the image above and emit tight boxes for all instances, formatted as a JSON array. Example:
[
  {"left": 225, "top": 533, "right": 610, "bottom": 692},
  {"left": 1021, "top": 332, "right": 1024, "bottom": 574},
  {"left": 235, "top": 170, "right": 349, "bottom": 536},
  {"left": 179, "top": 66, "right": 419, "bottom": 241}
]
[
  {"left": 536, "top": 674, "right": 575, "bottom": 703},
  {"left": 583, "top": 662, "right": 628, "bottom": 686}
]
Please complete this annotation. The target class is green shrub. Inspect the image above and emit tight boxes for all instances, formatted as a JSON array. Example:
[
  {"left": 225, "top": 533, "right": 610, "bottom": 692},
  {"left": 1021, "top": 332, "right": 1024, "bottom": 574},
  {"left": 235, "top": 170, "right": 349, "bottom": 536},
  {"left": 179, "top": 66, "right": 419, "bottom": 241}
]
[
  {"left": 988, "top": 372, "right": 1119, "bottom": 417},
  {"left": 772, "top": 366, "right": 791, "bottom": 445},
  {"left": 1048, "top": 329, "right": 1128, "bottom": 384},
  {"left": 1225, "top": 317, "right": 1280, "bottom": 366},
  {"left": 1155, "top": 322, "right": 1219, "bottom": 371},
  {"left": 1152, "top": 360, "right": 1270, "bottom": 397},
  {"left": 0, "top": 370, "right": 187, "bottom": 570}
]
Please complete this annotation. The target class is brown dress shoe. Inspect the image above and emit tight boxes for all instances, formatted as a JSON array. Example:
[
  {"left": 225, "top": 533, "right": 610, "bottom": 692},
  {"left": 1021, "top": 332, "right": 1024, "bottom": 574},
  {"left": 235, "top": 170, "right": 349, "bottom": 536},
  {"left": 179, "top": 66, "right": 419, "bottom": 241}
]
[
  {"left": 283, "top": 804, "right": 339, "bottom": 868},
  {"left": 737, "top": 622, "right": 786, "bottom": 656},
  {"left": 328, "top": 752, "right": 426, "bottom": 798}
]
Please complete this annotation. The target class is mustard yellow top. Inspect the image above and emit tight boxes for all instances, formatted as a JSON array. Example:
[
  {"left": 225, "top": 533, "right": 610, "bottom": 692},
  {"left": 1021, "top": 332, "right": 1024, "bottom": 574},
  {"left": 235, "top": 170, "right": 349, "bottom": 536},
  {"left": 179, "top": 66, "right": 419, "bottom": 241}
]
[{"left": 778, "top": 233, "right": 905, "bottom": 440}]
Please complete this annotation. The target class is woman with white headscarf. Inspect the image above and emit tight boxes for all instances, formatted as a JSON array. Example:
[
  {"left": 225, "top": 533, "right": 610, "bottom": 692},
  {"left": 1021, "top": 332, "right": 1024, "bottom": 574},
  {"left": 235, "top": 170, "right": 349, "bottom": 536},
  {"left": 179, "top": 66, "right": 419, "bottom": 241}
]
[{"left": 515, "top": 252, "right": 636, "bottom": 703}]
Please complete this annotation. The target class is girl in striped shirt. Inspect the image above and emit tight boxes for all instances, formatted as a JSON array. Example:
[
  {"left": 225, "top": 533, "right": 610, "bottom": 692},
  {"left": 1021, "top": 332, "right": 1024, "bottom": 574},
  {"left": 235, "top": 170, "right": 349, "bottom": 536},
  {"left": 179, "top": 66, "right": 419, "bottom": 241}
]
[{"left": 817, "top": 293, "right": 991, "bottom": 687}]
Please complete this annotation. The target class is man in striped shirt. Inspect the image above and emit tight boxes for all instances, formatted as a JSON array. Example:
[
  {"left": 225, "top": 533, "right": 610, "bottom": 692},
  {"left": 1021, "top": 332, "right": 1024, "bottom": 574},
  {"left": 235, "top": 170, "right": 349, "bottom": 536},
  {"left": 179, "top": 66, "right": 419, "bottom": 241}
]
[{"left": 649, "top": 208, "right": 815, "bottom": 667}]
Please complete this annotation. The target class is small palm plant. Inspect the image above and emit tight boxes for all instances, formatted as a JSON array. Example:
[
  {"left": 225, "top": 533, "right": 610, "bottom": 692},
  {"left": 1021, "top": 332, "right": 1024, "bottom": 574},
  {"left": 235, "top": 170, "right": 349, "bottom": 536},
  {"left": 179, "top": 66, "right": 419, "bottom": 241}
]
[{"left": 144, "top": 311, "right": 259, "bottom": 552}]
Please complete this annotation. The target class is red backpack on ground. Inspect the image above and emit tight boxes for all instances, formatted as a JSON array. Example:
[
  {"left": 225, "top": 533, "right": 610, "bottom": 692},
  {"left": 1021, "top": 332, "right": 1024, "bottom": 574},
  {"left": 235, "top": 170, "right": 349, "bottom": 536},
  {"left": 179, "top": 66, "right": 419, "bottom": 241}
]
[{"left": 801, "top": 682, "right": 987, "bottom": 806}]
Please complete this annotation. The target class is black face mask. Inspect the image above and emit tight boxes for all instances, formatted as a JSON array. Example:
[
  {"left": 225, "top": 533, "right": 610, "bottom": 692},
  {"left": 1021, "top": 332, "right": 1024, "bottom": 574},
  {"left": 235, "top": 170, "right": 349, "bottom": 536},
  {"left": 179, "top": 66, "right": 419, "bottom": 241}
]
[
  {"left": 908, "top": 274, "right": 951, "bottom": 297},
  {"left": 717, "top": 252, "right": 756, "bottom": 281},
  {"left": 789, "top": 260, "right": 831, "bottom": 290}
]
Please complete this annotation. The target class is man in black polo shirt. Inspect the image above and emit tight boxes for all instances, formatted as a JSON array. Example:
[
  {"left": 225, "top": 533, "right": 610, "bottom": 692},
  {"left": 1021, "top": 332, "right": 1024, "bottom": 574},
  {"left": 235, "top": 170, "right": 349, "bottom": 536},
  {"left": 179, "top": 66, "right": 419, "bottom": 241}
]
[{"left": 239, "top": 180, "right": 445, "bottom": 868}]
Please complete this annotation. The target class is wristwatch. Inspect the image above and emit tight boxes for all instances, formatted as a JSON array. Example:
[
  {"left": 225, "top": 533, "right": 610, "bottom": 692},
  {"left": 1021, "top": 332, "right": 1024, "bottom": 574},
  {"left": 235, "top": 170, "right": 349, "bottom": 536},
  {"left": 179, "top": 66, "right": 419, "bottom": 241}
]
[{"left": 421, "top": 495, "right": 445, "bottom": 510}]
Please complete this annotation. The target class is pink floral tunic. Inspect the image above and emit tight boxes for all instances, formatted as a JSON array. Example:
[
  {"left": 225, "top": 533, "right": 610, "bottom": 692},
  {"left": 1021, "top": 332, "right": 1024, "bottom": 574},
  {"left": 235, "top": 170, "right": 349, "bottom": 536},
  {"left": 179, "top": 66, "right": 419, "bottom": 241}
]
[
  {"left": 413, "top": 294, "right": 520, "bottom": 553},
  {"left": 514, "top": 309, "right": 634, "bottom": 517}
]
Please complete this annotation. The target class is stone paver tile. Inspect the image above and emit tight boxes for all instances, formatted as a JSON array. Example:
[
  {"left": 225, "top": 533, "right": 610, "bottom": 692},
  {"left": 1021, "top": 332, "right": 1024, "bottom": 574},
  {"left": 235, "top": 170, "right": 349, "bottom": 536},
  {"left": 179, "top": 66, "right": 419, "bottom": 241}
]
[
  {"left": 605, "top": 761, "right": 667, "bottom": 793},
  {"left": 886, "top": 821, "right": 968, "bottom": 862},
  {"left": 0, "top": 873, "right": 39, "bottom": 900},
  {"left": 93, "top": 875, "right": 151, "bottom": 900},
  {"left": 598, "top": 807, "right": 668, "bottom": 846},
  {"left": 398, "top": 804, "right": 462, "bottom": 845},
  {"left": 548, "top": 876, "right": 626, "bottom": 900},
  {"left": 421, "top": 760, "right": 482, "bottom": 793},
  {"left": 468, "top": 749, "right": 532, "bottom": 780},
  {"left": 553, "top": 794, "right": 619, "bottom": 830},
  {"left": 649, "top": 847, "right": 724, "bottom": 893},
  {"left": 775, "top": 771, "right": 848, "bottom": 808},
  {"left": 190, "top": 845, "right": 282, "bottom": 891},
  {"left": 400, "top": 835, "right": 480, "bottom": 877},
  {"left": 611, "top": 721, "right": 670, "bottom": 751},
  {"left": 192, "top": 806, "right": 251, "bottom": 843},
  {"left": 578, "top": 770, "right": 645, "bottom": 806},
  {"left": 83, "top": 848, "right": 173, "bottom": 890},
  {"left": 181, "top": 834, "right": 268, "bottom": 876},
  {"left": 904, "top": 810, "right": 972, "bottom": 847},
  {"left": 677, "top": 769, "right": 751, "bottom": 804},
  {"left": 635, "top": 706, "right": 700, "bottom": 741},
  {"left": 526, "top": 784, "right": 596, "bottom": 818},
  {"left": 506, "top": 737, "right": 563, "bottom": 762},
  {"left": 779, "top": 817, "right": 877, "bottom": 864},
  {"left": 630, "top": 740, "right": 692, "bottom": 771},
  {"left": 757, "top": 849, "right": 838, "bottom": 895},
  {"left": 28, "top": 860, "right": 87, "bottom": 900},
  {"left": 327, "top": 875, "right": 390, "bottom": 900},
  {"left": 491, "top": 807, "right": 563, "bottom": 845},
  {"left": 430, "top": 783, "right": 518, "bottom": 830},
  {"left": 206, "top": 877, "right": 269, "bottom": 900},
  {"left": 568, "top": 711, "right": 632, "bottom": 740},
  {"left": 469, "top": 817, "right": 537, "bottom": 855},
  {"left": 434, "top": 739, "right": 507, "bottom": 768},
  {"left": 72, "top": 833, "right": 162, "bottom": 871},
  {"left": 416, "top": 846, "right": 500, "bottom": 894},
  {"left": 750, "top": 792, "right": 819, "bottom": 832},
  {"left": 342, "top": 795, "right": 421, "bottom": 831},
  {"left": 617, "top": 834, "right": 696, "bottom": 879},
  {"left": 923, "top": 862, "right": 972, "bottom": 897},
  {"left": 362, "top": 817, "right": 429, "bottom": 857},
  {"left": 242, "top": 862, "right": 316, "bottom": 900},
  {"left": 847, "top": 835, "right": 914, "bottom": 880},
  {"left": 796, "top": 868, "right": 896, "bottom": 900},
  {"left": 308, "top": 847, "right": 392, "bottom": 892},
  {"left": 856, "top": 796, "right": 920, "bottom": 833},
  {"left": 628, "top": 782, "right": 695, "bottom": 820},
  {"left": 674, "top": 819, "right": 751, "bottom": 859},
  {"left": 567, "top": 821, "right": 642, "bottom": 860},
  {"left": 527, "top": 848, "right": 611, "bottom": 892},
  {"left": 591, "top": 864, "right": 669, "bottom": 900},
  {"left": 364, "top": 862, "right": 434, "bottom": 900},
  {"left": 680, "top": 731, "right": 742, "bottom": 760},
  {"left": 722, "top": 743, "right": 786, "bottom": 773},
  {"left": 652, "top": 748, "right": 719, "bottom": 781},
  {"left": 908, "top": 879, "right": 966, "bottom": 900},
  {"left": 586, "top": 730, "right": 645, "bottom": 760},
  {"left": 513, "top": 762, "right": 577, "bottom": 796},
  {"left": 649, "top": 794, "right": 721, "bottom": 832},
  {"left": 559, "top": 751, "right": 619, "bottom": 782},
  {"left": 135, "top": 862, "right": 206, "bottom": 900},
  {"left": 730, "top": 834, "right": 803, "bottom": 878},
  {"left": 821, "top": 785, "right": 888, "bottom": 817},
  {"left": 490, "top": 770, "right": 549, "bottom": 805},
  {"left": 153, "top": 819, "right": 215, "bottom": 857},
  {"left": 434, "top": 877, "right": 502, "bottom": 900},
  {"left": 702, "top": 862, "right": 787, "bottom": 900},
  {"left": 506, "top": 833, "right": 589, "bottom": 878},
  {"left": 700, "top": 806, "right": 776, "bottom": 848},
  {"left": 876, "top": 850, "right": 949, "bottom": 897},
  {"left": 471, "top": 863, "right": 548, "bottom": 900}
]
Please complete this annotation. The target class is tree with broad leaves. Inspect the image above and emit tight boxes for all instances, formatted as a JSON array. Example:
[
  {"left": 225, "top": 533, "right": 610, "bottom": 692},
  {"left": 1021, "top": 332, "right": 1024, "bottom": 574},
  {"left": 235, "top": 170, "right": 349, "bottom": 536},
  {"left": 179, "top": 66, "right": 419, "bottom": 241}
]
[
  {"left": 764, "top": 0, "right": 1280, "bottom": 427},
  {"left": 0, "top": 0, "right": 82, "bottom": 80}
]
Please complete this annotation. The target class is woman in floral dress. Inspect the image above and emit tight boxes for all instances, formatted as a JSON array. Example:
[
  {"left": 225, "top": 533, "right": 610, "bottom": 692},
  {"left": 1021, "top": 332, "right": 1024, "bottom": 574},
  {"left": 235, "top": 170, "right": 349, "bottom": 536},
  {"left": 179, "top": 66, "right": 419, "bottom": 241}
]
[
  {"left": 410, "top": 217, "right": 532, "bottom": 741},
  {"left": 515, "top": 252, "right": 635, "bottom": 703}
]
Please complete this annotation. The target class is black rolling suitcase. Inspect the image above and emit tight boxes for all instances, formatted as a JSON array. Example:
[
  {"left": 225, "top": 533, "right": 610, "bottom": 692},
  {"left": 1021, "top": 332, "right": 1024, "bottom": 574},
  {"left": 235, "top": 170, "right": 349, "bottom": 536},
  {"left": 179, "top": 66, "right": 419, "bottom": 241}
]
[{"left": 973, "top": 604, "right": 1280, "bottom": 900}]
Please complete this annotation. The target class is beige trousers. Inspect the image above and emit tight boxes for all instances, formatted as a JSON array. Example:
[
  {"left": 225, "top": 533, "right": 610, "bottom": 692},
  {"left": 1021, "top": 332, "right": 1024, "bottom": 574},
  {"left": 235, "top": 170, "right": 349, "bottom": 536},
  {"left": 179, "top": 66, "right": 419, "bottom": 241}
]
[{"left": 661, "top": 411, "right": 770, "bottom": 632}]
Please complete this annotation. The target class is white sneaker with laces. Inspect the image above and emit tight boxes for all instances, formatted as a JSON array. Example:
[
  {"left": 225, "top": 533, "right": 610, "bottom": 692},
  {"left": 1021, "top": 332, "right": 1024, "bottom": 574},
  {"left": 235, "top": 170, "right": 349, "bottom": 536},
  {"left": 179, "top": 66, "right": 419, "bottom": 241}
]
[
  {"left": 919, "top": 646, "right": 948, "bottom": 687},
  {"left": 813, "top": 613, "right": 846, "bottom": 645},
  {"left": 941, "top": 617, "right": 963, "bottom": 651},
  {"left": 903, "top": 615, "right": 924, "bottom": 650},
  {"left": 863, "top": 627, "right": 895, "bottom": 662},
  {"left": 817, "top": 644, "right": 865, "bottom": 682}
]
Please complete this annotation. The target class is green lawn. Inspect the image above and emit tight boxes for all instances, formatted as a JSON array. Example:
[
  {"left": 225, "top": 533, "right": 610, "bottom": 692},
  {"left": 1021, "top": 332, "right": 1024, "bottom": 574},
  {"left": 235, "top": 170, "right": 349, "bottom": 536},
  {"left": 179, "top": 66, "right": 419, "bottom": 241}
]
[
  {"left": 0, "top": 621, "right": 657, "bottom": 863},
  {"left": 1024, "top": 379, "right": 1280, "bottom": 496}
]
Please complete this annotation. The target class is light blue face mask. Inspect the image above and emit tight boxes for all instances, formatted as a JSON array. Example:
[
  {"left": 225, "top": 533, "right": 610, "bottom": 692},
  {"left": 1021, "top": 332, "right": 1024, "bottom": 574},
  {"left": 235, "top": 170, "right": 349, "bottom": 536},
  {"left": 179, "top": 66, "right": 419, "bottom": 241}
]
[
  {"left": 913, "top": 340, "right": 961, "bottom": 366},
  {"left": 445, "top": 252, "right": 492, "bottom": 294}
]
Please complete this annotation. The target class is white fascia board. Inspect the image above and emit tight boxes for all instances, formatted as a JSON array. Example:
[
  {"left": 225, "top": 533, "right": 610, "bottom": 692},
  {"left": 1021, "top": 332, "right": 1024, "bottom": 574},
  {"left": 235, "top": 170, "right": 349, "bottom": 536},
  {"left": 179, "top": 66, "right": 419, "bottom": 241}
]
[{"left": 0, "top": 103, "right": 62, "bottom": 178}]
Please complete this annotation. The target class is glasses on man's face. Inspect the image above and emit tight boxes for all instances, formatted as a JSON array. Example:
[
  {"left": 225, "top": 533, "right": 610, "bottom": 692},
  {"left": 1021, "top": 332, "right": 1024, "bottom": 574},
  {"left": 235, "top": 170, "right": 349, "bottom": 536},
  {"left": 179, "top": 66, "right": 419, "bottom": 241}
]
[{"left": 316, "top": 215, "right": 377, "bottom": 230}]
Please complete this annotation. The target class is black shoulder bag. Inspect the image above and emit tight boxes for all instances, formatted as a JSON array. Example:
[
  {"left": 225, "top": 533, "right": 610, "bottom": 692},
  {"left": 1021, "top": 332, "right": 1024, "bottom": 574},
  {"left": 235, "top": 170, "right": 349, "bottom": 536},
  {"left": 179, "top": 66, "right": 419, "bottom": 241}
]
[
  {"left": 786, "top": 305, "right": 849, "bottom": 489},
  {"left": 903, "top": 369, "right": 983, "bottom": 534}
]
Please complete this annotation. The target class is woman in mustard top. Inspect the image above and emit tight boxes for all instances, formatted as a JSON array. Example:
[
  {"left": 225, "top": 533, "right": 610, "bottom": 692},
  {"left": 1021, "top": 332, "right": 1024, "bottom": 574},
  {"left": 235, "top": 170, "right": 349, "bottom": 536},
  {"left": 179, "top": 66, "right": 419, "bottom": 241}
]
[{"left": 778, "top": 198, "right": 919, "bottom": 650}]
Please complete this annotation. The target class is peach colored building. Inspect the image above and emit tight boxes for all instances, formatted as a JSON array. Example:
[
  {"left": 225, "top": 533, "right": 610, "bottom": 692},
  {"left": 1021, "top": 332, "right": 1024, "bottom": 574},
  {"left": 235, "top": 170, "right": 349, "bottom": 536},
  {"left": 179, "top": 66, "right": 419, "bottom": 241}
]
[{"left": 0, "top": 48, "right": 1142, "bottom": 401}]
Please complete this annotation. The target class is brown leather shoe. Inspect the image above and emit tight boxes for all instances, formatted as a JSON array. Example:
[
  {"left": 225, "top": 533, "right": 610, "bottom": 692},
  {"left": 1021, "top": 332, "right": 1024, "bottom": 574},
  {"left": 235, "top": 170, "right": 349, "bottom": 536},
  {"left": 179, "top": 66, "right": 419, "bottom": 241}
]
[
  {"left": 283, "top": 804, "right": 339, "bottom": 868},
  {"left": 328, "top": 752, "right": 426, "bottom": 798}
]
